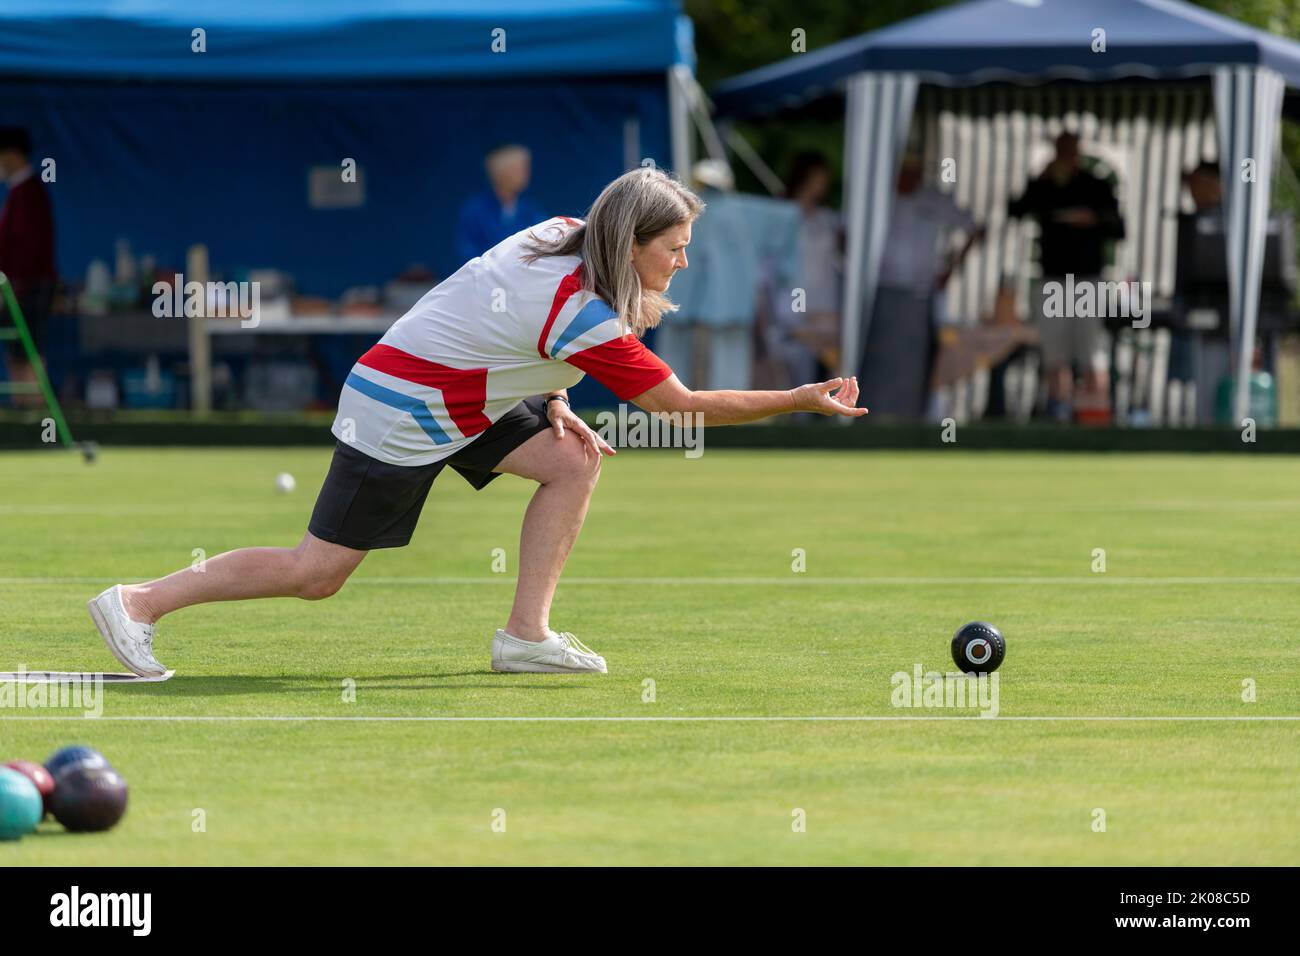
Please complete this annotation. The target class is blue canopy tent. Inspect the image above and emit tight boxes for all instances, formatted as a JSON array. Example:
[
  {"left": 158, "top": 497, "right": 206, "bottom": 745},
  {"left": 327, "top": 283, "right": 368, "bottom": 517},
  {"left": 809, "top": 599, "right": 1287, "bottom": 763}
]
[
  {"left": 713, "top": 0, "right": 1300, "bottom": 425},
  {"left": 0, "top": 0, "right": 695, "bottom": 411}
]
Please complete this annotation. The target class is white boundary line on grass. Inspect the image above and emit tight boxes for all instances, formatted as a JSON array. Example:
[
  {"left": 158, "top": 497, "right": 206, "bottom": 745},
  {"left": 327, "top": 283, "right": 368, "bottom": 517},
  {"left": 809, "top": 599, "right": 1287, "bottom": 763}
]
[
  {"left": 1, "top": 715, "right": 1298, "bottom": 722},
  {"left": 7, "top": 576, "right": 1300, "bottom": 586}
]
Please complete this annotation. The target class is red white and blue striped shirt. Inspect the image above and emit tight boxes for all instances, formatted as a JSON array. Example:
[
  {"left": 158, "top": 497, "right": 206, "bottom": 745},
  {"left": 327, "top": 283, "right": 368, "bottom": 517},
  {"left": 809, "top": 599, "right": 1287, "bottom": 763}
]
[{"left": 332, "top": 217, "right": 674, "bottom": 465}]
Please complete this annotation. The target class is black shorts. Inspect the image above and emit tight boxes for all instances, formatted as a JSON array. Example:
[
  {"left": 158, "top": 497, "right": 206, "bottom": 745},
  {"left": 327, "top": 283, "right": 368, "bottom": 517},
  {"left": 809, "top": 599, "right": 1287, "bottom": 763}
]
[{"left": 308, "top": 395, "right": 552, "bottom": 551}]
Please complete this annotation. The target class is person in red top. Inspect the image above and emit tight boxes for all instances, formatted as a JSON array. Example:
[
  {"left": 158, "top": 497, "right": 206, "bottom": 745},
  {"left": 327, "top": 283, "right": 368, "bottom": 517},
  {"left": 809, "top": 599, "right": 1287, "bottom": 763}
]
[
  {"left": 87, "top": 168, "right": 868, "bottom": 678},
  {"left": 0, "top": 127, "right": 57, "bottom": 368}
]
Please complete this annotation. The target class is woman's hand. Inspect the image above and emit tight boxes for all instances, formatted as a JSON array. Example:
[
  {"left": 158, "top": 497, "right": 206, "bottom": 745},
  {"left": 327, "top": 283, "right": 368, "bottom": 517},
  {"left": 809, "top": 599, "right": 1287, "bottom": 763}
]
[
  {"left": 789, "top": 376, "right": 868, "bottom": 417},
  {"left": 547, "top": 400, "right": 617, "bottom": 460}
]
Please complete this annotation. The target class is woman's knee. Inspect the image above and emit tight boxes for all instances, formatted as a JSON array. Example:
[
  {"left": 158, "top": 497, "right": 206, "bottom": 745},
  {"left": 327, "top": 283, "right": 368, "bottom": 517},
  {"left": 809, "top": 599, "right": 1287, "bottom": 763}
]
[
  {"left": 297, "top": 572, "right": 349, "bottom": 601},
  {"left": 496, "top": 429, "right": 603, "bottom": 486},
  {"left": 548, "top": 433, "right": 603, "bottom": 487},
  {"left": 293, "top": 534, "right": 365, "bottom": 600}
]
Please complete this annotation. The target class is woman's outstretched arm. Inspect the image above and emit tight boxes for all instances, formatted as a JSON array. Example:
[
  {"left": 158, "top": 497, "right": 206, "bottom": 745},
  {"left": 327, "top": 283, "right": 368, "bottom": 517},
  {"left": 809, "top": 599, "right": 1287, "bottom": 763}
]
[{"left": 630, "top": 373, "right": 867, "bottom": 426}]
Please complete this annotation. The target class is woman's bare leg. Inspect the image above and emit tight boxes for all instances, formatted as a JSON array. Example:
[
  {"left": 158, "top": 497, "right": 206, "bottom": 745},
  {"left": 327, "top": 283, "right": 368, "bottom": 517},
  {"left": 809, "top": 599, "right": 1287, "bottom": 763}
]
[
  {"left": 120, "top": 532, "right": 368, "bottom": 625},
  {"left": 490, "top": 429, "right": 602, "bottom": 642}
]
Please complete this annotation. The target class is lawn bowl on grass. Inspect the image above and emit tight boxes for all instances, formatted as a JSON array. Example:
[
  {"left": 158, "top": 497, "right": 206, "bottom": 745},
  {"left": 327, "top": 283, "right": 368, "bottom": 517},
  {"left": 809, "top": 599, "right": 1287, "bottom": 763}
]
[{"left": 1, "top": 447, "right": 1298, "bottom": 864}]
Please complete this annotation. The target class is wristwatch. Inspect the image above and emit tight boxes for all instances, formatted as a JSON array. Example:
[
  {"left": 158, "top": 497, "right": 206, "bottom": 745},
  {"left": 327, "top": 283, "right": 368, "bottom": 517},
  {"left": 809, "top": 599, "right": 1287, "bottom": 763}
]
[{"left": 544, "top": 395, "right": 570, "bottom": 411}]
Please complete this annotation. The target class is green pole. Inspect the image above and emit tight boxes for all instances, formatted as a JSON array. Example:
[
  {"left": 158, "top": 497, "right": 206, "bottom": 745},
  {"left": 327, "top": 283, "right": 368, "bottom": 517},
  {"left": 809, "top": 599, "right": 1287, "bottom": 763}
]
[{"left": 0, "top": 271, "right": 75, "bottom": 448}]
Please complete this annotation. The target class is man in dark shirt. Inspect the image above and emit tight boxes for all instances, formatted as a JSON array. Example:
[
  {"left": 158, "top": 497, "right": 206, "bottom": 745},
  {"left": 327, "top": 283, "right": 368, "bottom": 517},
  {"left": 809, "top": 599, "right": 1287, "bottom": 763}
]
[
  {"left": 1174, "top": 162, "right": 1223, "bottom": 299},
  {"left": 1170, "top": 163, "right": 1223, "bottom": 402},
  {"left": 1008, "top": 132, "right": 1125, "bottom": 417},
  {"left": 0, "top": 127, "right": 57, "bottom": 378}
]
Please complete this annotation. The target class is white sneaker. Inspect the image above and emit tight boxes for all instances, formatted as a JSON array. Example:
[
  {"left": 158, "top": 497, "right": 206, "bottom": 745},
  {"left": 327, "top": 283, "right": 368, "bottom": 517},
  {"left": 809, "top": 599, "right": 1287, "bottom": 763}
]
[
  {"left": 87, "top": 585, "right": 168, "bottom": 678},
  {"left": 491, "top": 628, "right": 608, "bottom": 674}
]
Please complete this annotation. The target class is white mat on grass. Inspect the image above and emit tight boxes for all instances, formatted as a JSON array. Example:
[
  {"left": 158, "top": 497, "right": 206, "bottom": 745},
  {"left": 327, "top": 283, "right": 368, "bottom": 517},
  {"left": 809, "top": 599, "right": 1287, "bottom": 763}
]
[{"left": 0, "top": 670, "right": 175, "bottom": 684}]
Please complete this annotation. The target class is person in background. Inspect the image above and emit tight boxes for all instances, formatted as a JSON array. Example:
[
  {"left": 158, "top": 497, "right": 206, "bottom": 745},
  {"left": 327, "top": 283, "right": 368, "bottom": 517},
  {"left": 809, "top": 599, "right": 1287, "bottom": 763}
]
[
  {"left": 652, "top": 159, "right": 801, "bottom": 392},
  {"left": 0, "top": 127, "right": 56, "bottom": 392},
  {"left": 1007, "top": 131, "right": 1125, "bottom": 420},
  {"left": 767, "top": 150, "right": 843, "bottom": 393},
  {"left": 859, "top": 151, "right": 982, "bottom": 418},
  {"left": 1182, "top": 161, "right": 1221, "bottom": 219},
  {"left": 455, "top": 144, "right": 546, "bottom": 263},
  {"left": 1168, "top": 161, "right": 1226, "bottom": 425}
]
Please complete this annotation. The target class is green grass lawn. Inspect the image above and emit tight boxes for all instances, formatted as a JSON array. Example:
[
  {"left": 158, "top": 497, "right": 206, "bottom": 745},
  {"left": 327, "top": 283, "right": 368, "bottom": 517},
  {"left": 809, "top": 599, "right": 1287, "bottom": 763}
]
[{"left": 1, "top": 445, "right": 1298, "bottom": 864}]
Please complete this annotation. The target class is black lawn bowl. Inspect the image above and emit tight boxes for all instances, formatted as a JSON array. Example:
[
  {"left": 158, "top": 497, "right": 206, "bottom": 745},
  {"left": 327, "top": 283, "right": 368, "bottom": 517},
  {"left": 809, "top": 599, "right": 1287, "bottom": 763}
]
[
  {"left": 951, "top": 621, "right": 1006, "bottom": 674},
  {"left": 49, "top": 766, "right": 129, "bottom": 833}
]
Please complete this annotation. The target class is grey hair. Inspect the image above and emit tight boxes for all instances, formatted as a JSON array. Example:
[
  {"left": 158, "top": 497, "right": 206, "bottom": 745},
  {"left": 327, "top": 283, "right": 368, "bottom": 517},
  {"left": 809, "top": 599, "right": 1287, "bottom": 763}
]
[{"left": 520, "top": 166, "right": 704, "bottom": 337}]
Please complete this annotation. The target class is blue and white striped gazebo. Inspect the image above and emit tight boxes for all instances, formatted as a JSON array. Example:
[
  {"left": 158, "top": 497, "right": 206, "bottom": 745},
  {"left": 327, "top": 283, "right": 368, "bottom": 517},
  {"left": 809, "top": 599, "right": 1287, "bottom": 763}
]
[{"left": 713, "top": 0, "right": 1300, "bottom": 424}]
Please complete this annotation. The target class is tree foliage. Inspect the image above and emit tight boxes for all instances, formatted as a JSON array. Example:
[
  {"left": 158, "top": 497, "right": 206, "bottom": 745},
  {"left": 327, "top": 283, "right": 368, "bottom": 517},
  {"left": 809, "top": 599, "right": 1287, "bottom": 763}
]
[{"left": 685, "top": 0, "right": 1300, "bottom": 209}]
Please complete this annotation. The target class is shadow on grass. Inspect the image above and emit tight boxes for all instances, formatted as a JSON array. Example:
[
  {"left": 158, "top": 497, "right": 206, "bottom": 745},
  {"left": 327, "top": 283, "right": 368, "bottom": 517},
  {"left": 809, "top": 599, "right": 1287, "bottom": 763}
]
[
  {"left": 29, "top": 822, "right": 93, "bottom": 839},
  {"left": 103, "top": 673, "right": 601, "bottom": 697}
]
